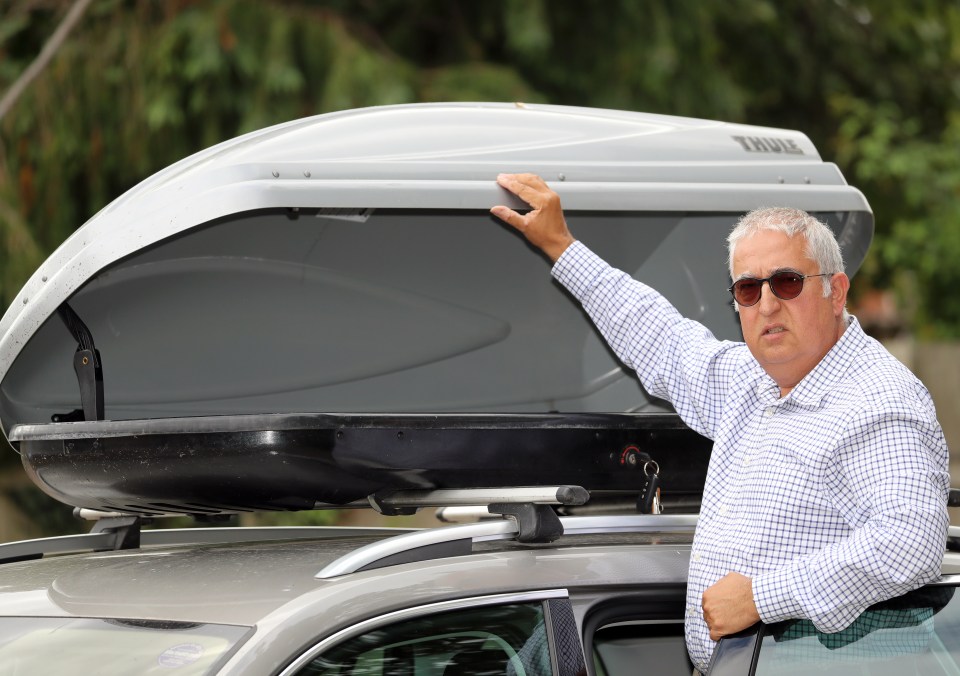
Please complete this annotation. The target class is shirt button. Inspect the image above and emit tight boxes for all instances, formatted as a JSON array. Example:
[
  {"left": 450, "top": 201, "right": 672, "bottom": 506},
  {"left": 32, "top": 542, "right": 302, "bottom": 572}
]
[
  {"left": 764, "top": 407, "right": 775, "bottom": 417},
  {"left": 719, "top": 506, "right": 728, "bottom": 516}
]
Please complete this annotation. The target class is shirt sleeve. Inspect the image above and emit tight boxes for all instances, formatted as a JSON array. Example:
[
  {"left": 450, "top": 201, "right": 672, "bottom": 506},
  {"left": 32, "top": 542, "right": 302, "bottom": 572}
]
[
  {"left": 753, "top": 402, "right": 950, "bottom": 631},
  {"left": 552, "top": 240, "right": 746, "bottom": 439}
]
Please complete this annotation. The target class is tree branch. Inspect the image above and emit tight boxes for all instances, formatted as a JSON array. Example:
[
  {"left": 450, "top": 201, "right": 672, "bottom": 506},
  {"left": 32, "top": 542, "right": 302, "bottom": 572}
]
[{"left": 0, "top": 0, "right": 95, "bottom": 123}]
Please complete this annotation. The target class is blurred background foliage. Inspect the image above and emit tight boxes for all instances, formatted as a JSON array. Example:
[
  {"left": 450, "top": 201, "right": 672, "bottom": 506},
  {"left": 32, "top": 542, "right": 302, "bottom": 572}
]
[
  {"left": 0, "top": 0, "right": 959, "bottom": 536},
  {"left": 1, "top": 0, "right": 958, "bottom": 333}
]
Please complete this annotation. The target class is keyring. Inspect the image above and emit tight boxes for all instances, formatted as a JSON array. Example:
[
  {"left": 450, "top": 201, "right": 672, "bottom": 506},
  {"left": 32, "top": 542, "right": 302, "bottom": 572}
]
[{"left": 643, "top": 460, "right": 659, "bottom": 477}]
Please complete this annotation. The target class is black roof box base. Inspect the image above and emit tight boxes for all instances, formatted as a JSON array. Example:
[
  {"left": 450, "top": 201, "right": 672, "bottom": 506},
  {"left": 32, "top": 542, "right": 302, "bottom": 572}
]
[{"left": 11, "top": 413, "right": 711, "bottom": 516}]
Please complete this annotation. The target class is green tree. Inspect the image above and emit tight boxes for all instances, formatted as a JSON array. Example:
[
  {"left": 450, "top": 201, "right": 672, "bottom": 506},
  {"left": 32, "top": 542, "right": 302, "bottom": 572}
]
[{"left": 4, "top": 1, "right": 959, "bottom": 334}]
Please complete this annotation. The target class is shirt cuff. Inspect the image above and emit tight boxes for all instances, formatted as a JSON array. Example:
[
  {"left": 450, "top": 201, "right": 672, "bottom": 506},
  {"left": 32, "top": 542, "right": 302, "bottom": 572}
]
[
  {"left": 551, "top": 240, "right": 608, "bottom": 303},
  {"left": 753, "top": 566, "right": 805, "bottom": 624}
]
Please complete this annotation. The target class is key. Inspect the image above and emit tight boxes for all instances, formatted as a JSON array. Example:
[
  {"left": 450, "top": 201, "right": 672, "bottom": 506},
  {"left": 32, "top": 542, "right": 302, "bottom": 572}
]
[{"left": 638, "top": 460, "right": 662, "bottom": 514}]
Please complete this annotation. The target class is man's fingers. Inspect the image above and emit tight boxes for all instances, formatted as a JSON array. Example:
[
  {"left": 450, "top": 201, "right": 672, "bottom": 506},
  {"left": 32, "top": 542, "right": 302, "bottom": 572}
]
[
  {"left": 497, "top": 172, "right": 547, "bottom": 191},
  {"left": 490, "top": 206, "right": 525, "bottom": 230},
  {"left": 496, "top": 173, "right": 551, "bottom": 209}
]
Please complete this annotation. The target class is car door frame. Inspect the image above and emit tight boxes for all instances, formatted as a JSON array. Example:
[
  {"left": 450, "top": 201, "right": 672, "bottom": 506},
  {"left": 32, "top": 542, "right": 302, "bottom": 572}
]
[{"left": 275, "top": 589, "right": 586, "bottom": 676}]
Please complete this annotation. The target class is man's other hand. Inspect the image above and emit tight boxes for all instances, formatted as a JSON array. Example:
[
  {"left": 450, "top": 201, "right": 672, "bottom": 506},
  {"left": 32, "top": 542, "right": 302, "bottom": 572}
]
[
  {"left": 702, "top": 572, "right": 761, "bottom": 641},
  {"left": 490, "top": 173, "right": 576, "bottom": 262}
]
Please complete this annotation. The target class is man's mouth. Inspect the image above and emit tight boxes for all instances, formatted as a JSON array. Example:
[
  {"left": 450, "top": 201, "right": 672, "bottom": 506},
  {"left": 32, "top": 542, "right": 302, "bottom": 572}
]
[{"left": 763, "top": 326, "right": 785, "bottom": 335}]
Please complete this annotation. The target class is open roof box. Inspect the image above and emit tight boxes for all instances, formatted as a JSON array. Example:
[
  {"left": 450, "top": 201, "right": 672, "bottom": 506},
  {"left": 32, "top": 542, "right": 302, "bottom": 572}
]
[{"left": 0, "top": 103, "right": 873, "bottom": 515}]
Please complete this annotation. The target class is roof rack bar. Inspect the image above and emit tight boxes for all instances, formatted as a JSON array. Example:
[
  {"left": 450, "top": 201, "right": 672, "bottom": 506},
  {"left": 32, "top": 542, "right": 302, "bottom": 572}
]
[
  {"left": 370, "top": 486, "right": 589, "bottom": 543},
  {"left": 75, "top": 508, "right": 193, "bottom": 521},
  {"left": 435, "top": 506, "right": 496, "bottom": 523},
  {"left": 373, "top": 486, "right": 589, "bottom": 509},
  {"left": 369, "top": 486, "right": 589, "bottom": 516},
  {"left": 316, "top": 513, "right": 698, "bottom": 579}
]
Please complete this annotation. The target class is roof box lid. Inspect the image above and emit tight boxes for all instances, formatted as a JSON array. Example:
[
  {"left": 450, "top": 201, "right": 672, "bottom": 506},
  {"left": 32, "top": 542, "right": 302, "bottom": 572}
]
[{"left": 0, "top": 103, "right": 873, "bottom": 435}]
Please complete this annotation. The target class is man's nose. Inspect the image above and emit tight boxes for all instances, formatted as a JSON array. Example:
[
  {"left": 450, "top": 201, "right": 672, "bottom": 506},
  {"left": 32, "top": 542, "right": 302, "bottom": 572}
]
[{"left": 755, "top": 280, "right": 781, "bottom": 313}]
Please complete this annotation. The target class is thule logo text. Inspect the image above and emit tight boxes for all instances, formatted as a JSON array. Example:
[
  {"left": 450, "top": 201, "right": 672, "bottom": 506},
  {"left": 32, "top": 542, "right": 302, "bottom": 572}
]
[{"left": 731, "top": 136, "right": 804, "bottom": 154}]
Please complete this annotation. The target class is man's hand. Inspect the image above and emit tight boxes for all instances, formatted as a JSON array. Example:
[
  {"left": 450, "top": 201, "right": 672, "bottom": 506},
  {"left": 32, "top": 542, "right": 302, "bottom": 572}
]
[
  {"left": 702, "top": 572, "right": 761, "bottom": 641},
  {"left": 490, "top": 173, "right": 576, "bottom": 262}
]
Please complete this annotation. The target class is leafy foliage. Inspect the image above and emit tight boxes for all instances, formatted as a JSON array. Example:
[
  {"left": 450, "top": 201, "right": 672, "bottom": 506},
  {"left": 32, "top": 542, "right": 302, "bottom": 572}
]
[{"left": 2, "top": 0, "right": 958, "bottom": 333}]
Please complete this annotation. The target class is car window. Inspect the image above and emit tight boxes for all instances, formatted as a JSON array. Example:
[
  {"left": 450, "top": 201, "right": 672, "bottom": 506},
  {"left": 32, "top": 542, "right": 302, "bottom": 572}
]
[
  {"left": 293, "top": 602, "right": 551, "bottom": 676},
  {"left": 0, "top": 617, "right": 250, "bottom": 674},
  {"left": 592, "top": 622, "right": 690, "bottom": 676},
  {"left": 755, "top": 586, "right": 960, "bottom": 675}
]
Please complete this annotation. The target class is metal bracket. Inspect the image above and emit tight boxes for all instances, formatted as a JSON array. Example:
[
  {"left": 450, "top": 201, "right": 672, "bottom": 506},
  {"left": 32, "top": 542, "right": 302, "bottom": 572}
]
[
  {"left": 368, "top": 492, "right": 418, "bottom": 516},
  {"left": 488, "top": 503, "right": 563, "bottom": 543},
  {"left": 89, "top": 515, "right": 141, "bottom": 551},
  {"left": 56, "top": 303, "right": 104, "bottom": 421}
]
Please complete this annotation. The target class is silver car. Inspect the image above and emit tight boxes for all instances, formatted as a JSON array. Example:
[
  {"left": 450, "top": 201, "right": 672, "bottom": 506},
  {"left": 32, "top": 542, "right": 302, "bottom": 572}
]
[{"left": 2, "top": 510, "right": 960, "bottom": 674}]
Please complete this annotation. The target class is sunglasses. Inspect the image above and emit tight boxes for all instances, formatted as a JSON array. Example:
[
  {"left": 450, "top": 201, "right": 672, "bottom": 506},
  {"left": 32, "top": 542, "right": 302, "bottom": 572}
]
[{"left": 729, "top": 271, "right": 834, "bottom": 307}]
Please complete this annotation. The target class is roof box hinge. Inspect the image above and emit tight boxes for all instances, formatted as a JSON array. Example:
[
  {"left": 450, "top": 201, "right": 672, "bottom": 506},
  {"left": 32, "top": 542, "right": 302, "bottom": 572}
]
[{"left": 54, "top": 303, "right": 104, "bottom": 422}]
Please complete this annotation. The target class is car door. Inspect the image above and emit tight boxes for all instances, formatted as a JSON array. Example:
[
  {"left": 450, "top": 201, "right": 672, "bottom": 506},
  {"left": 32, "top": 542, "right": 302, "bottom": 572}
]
[
  {"left": 578, "top": 585, "right": 691, "bottom": 676},
  {"left": 709, "top": 579, "right": 960, "bottom": 675},
  {"left": 278, "top": 591, "right": 586, "bottom": 676}
]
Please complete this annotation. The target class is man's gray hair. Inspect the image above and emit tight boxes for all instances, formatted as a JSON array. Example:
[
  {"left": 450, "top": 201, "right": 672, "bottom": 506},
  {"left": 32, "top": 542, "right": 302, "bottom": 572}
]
[{"left": 727, "top": 207, "right": 848, "bottom": 317}]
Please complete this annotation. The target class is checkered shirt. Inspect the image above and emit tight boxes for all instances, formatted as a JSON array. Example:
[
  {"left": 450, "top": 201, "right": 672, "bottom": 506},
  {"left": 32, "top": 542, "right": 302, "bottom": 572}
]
[{"left": 553, "top": 241, "right": 950, "bottom": 673}]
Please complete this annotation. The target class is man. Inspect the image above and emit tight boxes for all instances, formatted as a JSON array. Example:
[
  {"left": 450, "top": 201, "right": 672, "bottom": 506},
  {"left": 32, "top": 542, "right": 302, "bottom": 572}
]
[{"left": 491, "top": 173, "right": 950, "bottom": 673}]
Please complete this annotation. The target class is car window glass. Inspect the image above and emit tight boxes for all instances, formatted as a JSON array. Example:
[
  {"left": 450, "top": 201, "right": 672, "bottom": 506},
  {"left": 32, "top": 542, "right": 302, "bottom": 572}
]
[
  {"left": 294, "top": 602, "right": 550, "bottom": 676},
  {"left": 0, "top": 617, "right": 250, "bottom": 674},
  {"left": 755, "top": 586, "right": 960, "bottom": 675},
  {"left": 592, "top": 621, "right": 690, "bottom": 676}
]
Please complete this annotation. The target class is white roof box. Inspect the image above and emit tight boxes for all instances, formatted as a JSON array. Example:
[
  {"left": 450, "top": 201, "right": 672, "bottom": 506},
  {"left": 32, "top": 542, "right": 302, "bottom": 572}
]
[{"left": 0, "top": 103, "right": 873, "bottom": 435}]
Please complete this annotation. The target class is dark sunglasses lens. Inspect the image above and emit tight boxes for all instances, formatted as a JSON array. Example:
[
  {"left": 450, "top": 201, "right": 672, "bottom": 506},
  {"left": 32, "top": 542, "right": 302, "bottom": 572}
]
[
  {"left": 769, "top": 272, "right": 805, "bottom": 300},
  {"left": 733, "top": 279, "right": 762, "bottom": 306}
]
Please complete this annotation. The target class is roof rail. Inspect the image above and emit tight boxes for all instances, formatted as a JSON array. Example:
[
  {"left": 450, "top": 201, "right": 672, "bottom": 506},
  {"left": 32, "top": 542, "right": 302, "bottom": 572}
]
[
  {"left": 316, "top": 513, "right": 698, "bottom": 579},
  {"left": 0, "top": 525, "right": 415, "bottom": 566},
  {"left": 0, "top": 485, "right": 590, "bottom": 565}
]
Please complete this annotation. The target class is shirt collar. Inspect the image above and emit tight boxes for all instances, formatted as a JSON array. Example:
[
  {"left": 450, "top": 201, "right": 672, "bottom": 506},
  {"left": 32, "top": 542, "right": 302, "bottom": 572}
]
[{"left": 785, "top": 316, "right": 867, "bottom": 407}]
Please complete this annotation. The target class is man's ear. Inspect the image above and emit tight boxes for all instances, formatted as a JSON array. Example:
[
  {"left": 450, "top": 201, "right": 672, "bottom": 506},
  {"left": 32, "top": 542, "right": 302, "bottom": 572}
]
[{"left": 831, "top": 273, "right": 851, "bottom": 316}]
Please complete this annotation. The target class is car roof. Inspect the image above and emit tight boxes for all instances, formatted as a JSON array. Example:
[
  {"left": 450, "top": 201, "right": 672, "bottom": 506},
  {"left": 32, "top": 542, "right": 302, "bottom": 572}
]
[
  {"left": 6, "top": 517, "right": 960, "bottom": 638},
  {"left": 0, "top": 520, "right": 693, "bottom": 628}
]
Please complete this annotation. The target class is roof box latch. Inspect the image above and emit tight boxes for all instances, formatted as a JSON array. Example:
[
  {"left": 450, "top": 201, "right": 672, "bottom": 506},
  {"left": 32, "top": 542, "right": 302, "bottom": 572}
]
[{"left": 54, "top": 303, "right": 104, "bottom": 422}]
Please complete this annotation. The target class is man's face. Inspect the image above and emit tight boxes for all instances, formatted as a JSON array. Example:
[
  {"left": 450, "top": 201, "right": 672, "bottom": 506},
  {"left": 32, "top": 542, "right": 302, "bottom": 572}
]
[{"left": 731, "top": 230, "right": 849, "bottom": 394}]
